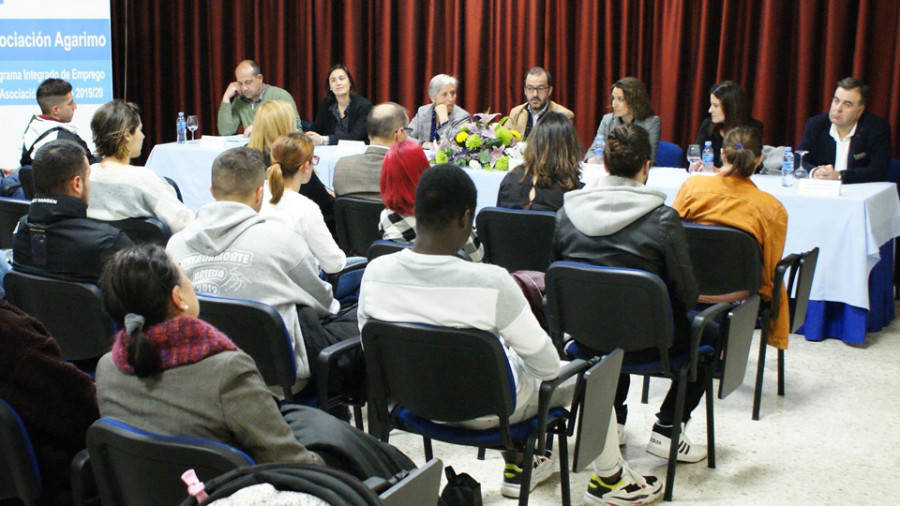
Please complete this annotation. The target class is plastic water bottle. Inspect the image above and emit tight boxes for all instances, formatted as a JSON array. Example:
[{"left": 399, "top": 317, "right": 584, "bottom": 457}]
[
  {"left": 781, "top": 147, "right": 794, "bottom": 187},
  {"left": 176, "top": 112, "right": 187, "bottom": 144},
  {"left": 590, "top": 134, "right": 605, "bottom": 165},
  {"left": 701, "top": 141, "right": 714, "bottom": 173}
]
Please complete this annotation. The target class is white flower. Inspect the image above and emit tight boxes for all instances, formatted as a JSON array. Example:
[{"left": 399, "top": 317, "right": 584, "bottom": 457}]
[{"left": 468, "top": 160, "right": 482, "bottom": 170}]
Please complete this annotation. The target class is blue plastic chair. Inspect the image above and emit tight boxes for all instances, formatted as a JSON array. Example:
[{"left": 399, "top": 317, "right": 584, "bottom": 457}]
[
  {"left": 0, "top": 398, "right": 42, "bottom": 506},
  {"left": 655, "top": 140, "right": 684, "bottom": 168}
]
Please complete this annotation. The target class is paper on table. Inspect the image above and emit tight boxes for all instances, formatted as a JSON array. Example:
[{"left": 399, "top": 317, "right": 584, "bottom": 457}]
[{"left": 199, "top": 135, "right": 249, "bottom": 148}]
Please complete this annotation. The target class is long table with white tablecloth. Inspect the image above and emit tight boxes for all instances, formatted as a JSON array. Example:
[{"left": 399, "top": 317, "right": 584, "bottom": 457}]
[{"left": 147, "top": 142, "right": 900, "bottom": 344}]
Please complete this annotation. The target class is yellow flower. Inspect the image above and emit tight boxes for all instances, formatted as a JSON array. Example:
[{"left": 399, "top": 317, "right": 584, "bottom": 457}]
[
  {"left": 455, "top": 131, "right": 469, "bottom": 143},
  {"left": 510, "top": 129, "right": 521, "bottom": 141}
]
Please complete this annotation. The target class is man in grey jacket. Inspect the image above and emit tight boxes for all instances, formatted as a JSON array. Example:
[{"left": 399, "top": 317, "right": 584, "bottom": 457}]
[{"left": 167, "top": 147, "right": 345, "bottom": 391}]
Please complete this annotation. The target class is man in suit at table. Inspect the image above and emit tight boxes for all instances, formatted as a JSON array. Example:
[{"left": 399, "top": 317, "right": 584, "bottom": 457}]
[
  {"left": 507, "top": 67, "right": 574, "bottom": 140},
  {"left": 217, "top": 59, "right": 299, "bottom": 137},
  {"left": 332, "top": 102, "right": 409, "bottom": 201},
  {"left": 799, "top": 77, "right": 892, "bottom": 184}
]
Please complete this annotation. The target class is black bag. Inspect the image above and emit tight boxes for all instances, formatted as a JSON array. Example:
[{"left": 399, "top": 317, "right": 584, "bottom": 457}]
[{"left": 439, "top": 466, "right": 483, "bottom": 506}]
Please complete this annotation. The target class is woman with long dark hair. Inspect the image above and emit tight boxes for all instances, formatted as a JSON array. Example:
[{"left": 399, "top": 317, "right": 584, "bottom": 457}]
[
  {"left": 307, "top": 64, "right": 373, "bottom": 146},
  {"left": 498, "top": 111, "right": 583, "bottom": 211},
  {"left": 692, "top": 81, "right": 764, "bottom": 169},
  {"left": 585, "top": 77, "right": 662, "bottom": 164}
]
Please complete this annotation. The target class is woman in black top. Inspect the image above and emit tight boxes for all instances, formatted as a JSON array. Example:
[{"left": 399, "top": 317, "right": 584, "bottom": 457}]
[
  {"left": 307, "top": 64, "right": 373, "bottom": 146},
  {"left": 497, "top": 111, "right": 583, "bottom": 212},
  {"left": 693, "top": 80, "right": 764, "bottom": 169}
]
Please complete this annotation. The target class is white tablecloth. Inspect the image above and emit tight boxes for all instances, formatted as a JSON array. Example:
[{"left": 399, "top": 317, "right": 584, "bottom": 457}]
[
  {"left": 145, "top": 142, "right": 364, "bottom": 210},
  {"left": 646, "top": 168, "right": 900, "bottom": 310}
]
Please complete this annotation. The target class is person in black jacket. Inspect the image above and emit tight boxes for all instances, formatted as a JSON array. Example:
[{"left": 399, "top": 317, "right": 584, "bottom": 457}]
[
  {"left": 553, "top": 124, "right": 715, "bottom": 464},
  {"left": 12, "top": 140, "right": 133, "bottom": 283},
  {"left": 692, "top": 80, "right": 763, "bottom": 169},
  {"left": 307, "top": 64, "right": 373, "bottom": 146},
  {"left": 799, "top": 77, "right": 892, "bottom": 184}
]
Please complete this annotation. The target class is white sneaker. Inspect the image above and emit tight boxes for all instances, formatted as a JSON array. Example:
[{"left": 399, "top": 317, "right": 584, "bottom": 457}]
[
  {"left": 646, "top": 425, "right": 707, "bottom": 463},
  {"left": 583, "top": 459, "right": 663, "bottom": 505},
  {"left": 500, "top": 452, "right": 555, "bottom": 498},
  {"left": 617, "top": 423, "right": 626, "bottom": 447}
]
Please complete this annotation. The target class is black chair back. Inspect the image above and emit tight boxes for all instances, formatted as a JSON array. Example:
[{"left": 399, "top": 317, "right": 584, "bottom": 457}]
[
  {"left": 3, "top": 271, "right": 115, "bottom": 362},
  {"left": 0, "top": 399, "right": 41, "bottom": 506},
  {"left": 87, "top": 418, "right": 253, "bottom": 506},
  {"left": 0, "top": 197, "right": 29, "bottom": 249},
  {"left": 163, "top": 176, "right": 184, "bottom": 203},
  {"left": 362, "top": 321, "right": 516, "bottom": 425},
  {"left": 718, "top": 295, "right": 761, "bottom": 399},
  {"left": 475, "top": 207, "right": 557, "bottom": 272},
  {"left": 197, "top": 295, "right": 297, "bottom": 402},
  {"left": 17, "top": 168, "right": 35, "bottom": 200},
  {"left": 787, "top": 248, "right": 819, "bottom": 333},
  {"left": 366, "top": 239, "right": 411, "bottom": 262},
  {"left": 545, "top": 262, "right": 675, "bottom": 362},
  {"left": 334, "top": 197, "right": 384, "bottom": 257},
  {"left": 103, "top": 217, "right": 172, "bottom": 246},
  {"left": 682, "top": 222, "right": 762, "bottom": 295}
]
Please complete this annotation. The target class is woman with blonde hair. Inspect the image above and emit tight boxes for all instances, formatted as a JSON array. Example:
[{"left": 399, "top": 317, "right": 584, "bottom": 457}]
[
  {"left": 260, "top": 133, "right": 346, "bottom": 273},
  {"left": 88, "top": 99, "right": 193, "bottom": 232},
  {"left": 497, "top": 111, "right": 583, "bottom": 211},
  {"left": 247, "top": 100, "right": 336, "bottom": 234}
]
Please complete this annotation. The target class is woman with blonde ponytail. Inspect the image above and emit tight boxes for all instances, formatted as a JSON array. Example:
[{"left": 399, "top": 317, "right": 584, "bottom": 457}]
[
  {"left": 260, "top": 133, "right": 346, "bottom": 273},
  {"left": 672, "top": 126, "right": 790, "bottom": 349}
]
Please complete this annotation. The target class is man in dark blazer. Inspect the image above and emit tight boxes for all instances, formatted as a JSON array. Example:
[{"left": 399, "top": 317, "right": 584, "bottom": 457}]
[
  {"left": 799, "top": 77, "right": 892, "bottom": 184},
  {"left": 332, "top": 103, "right": 408, "bottom": 201}
]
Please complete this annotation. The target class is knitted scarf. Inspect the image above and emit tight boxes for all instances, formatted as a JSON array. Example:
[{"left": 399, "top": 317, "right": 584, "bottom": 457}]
[{"left": 111, "top": 315, "right": 238, "bottom": 374}]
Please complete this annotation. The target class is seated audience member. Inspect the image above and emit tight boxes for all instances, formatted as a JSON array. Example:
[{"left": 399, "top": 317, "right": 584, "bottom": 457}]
[
  {"left": 13, "top": 140, "right": 133, "bottom": 283},
  {"left": 332, "top": 102, "right": 409, "bottom": 200},
  {"left": 307, "top": 64, "right": 373, "bottom": 146},
  {"left": 508, "top": 67, "right": 574, "bottom": 141},
  {"left": 166, "top": 147, "right": 354, "bottom": 391},
  {"left": 21, "top": 78, "right": 98, "bottom": 166},
  {"left": 360, "top": 164, "right": 662, "bottom": 505},
  {"left": 408, "top": 74, "right": 471, "bottom": 148},
  {"left": 88, "top": 99, "right": 194, "bottom": 233},
  {"left": 799, "top": 77, "right": 892, "bottom": 183},
  {"left": 692, "top": 80, "right": 763, "bottom": 169},
  {"left": 672, "top": 126, "right": 789, "bottom": 348},
  {"left": 585, "top": 77, "right": 661, "bottom": 165},
  {"left": 497, "top": 111, "right": 583, "bottom": 212},
  {"left": 0, "top": 299, "right": 99, "bottom": 506},
  {"left": 553, "top": 124, "right": 713, "bottom": 463},
  {"left": 217, "top": 59, "right": 299, "bottom": 137},
  {"left": 379, "top": 140, "right": 484, "bottom": 262},
  {"left": 249, "top": 99, "right": 335, "bottom": 233},
  {"left": 261, "top": 133, "right": 346, "bottom": 274},
  {"left": 95, "top": 244, "right": 413, "bottom": 479}
]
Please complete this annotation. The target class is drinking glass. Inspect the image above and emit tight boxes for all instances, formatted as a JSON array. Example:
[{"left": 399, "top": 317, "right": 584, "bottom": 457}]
[
  {"left": 186, "top": 115, "right": 199, "bottom": 141},
  {"left": 686, "top": 144, "right": 701, "bottom": 172},
  {"left": 794, "top": 150, "right": 809, "bottom": 179}
]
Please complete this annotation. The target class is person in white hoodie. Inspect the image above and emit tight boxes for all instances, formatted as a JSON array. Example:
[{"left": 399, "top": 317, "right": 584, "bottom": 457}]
[
  {"left": 553, "top": 124, "right": 714, "bottom": 466},
  {"left": 167, "top": 147, "right": 350, "bottom": 393}
]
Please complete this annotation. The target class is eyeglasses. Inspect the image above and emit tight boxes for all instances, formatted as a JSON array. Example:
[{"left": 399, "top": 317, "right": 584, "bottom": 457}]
[
  {"left": 524, "top": 86, "right": 549, "bottom": 93},
  {"left": 398, "top": 126, "right": 413, "bottom": 135}
]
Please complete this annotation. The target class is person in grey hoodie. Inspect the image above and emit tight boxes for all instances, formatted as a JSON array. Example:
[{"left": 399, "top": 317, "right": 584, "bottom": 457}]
[
  {"left": 553, "top": 124, "right": 712, "bottom": 465},
  {"left": 167, "top": 147, "right": 341, "bottom": 391}
]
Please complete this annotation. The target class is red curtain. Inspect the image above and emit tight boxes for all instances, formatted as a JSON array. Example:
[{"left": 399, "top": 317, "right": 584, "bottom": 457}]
[{"left": 111, "top": 0, "right": 900, "bottom": 162}]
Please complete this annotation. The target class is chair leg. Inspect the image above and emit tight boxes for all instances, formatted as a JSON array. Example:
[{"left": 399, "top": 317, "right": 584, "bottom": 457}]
[
  {"left": 663, "top": 370, "right": 688, "bottom": 502},
  {"left": 641, "top": 376, "right": 650, "bottom": 404},
  {"left": 557, "top": 425, "right": 571, "bottom": 506},
  {"left": 353, "top": 405, "right": 364, "bottom": 431},
  {"left": 752, "top": 329, "right": 769, "bottom": 421},
  {"left": 518, "top": 433, "right": 538, "bottom": 506},
  {"left": 423, "top": 437, "right": 433, "bottom": 461},
  {"left": 705, "top": 364, "right": 716, "bottom": 469},
  {"left": 777, "top": 349, "right": 785, "bottom": 396}
]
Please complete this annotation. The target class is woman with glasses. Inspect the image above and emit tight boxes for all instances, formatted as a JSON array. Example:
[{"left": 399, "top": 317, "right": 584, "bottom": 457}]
[
  {"left": 408, "top": 74, "right": 471, "bottom": 149},
  {"left": 248, "top": 100, "right": 336, "bottom": 237},
  {"left": 585, "top": 77, "right": 661, "bottom": 165},
  {"left": 261, "top": 133, "right": 346, "bottom": 274}
]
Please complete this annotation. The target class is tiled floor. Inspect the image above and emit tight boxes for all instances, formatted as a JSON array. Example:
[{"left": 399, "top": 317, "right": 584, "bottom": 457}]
[{"left": 387, "top": 302, "right": 900, "bottom": 505}]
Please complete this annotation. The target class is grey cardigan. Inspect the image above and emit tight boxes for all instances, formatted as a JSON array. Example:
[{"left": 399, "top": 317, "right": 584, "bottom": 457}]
[
  {"left": 408, "top": 103, "right": 471, "bottom": 144},
  {"left": 586, "top": 113, "right": 662, "bottom": 165},
  {"left": 96, "top": 350, "right": 324, "bottom": 466}
]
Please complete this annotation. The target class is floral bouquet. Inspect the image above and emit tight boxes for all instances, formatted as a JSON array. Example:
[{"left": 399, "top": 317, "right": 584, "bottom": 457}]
[{"left": 433, "top": 112, "right": 522, "bottom": 171}]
